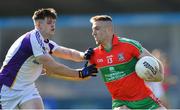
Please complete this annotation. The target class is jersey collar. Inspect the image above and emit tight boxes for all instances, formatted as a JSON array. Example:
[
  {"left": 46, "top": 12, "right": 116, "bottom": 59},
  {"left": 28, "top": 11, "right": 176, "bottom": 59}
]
[
  {"left": 112, "top": 34, "right": 119, "bottom": 46},
  {"left": 44, "top": 39, "right": 49, "bottom": 43}
]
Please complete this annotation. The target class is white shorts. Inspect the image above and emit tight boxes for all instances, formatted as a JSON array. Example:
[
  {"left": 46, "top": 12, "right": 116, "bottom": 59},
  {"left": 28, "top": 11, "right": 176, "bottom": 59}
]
[{"left": 0, "top": 84, "right": 42, "bottom": 109}]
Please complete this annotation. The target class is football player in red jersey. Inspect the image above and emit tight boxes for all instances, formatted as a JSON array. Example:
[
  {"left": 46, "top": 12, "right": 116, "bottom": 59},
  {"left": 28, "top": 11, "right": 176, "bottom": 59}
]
[{"left": 88, "top": 15, "right": 166, "bottom": 109}]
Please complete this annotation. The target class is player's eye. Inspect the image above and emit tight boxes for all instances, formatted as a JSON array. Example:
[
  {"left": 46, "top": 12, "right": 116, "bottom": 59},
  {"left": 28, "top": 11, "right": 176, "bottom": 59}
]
[
  {"left": 47, "top": 21, "right": 52, "bottom": 24},
  {"left": 95, "top": 27, "right": 100, "bottom": 31},
  {"left": 47, "top": 19, "right": 55, "bottom": 24}
]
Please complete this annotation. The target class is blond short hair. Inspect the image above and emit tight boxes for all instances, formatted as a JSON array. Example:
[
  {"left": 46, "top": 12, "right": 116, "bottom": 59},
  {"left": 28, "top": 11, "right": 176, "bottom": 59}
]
[{"left": 90, "top": 15, "right": 112, "bottom": 23}]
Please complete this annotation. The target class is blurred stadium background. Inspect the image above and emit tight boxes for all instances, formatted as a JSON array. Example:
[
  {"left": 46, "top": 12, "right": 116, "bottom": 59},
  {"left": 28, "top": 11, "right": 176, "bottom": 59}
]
[{"left": 0, "top": 0, "right": 180, "bottom": 109}]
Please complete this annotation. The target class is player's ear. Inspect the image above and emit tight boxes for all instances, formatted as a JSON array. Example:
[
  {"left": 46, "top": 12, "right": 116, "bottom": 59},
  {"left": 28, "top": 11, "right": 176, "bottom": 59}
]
[
  {"left": 37, "top": 21, "right": 41, "bottom": 27},
  {"left": 35, "top": 20, "right": 41, "bottom": 28}
]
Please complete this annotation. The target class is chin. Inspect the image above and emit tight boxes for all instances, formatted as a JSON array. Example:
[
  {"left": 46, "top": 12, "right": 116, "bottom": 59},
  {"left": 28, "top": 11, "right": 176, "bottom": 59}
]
[
  {"left": 95, "top": 41, "right": 98, "bottom": 45},
  {"left": 96, "top": 42, "right": 101, "bottom": 45},
  {"left": 48, "top": 34, "right": 54, "bottom": 38},
  {"left": 50, "top": 33, "right": 55, "bottom": 36}
]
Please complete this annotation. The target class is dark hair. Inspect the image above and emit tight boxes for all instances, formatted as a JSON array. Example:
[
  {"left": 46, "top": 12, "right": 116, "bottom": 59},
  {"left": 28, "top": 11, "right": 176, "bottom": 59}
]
[
  {"left": 90, "top": 15, "right": 112, "bottom": 23},
  {"left": 32, "top": 8, "right": 57, "bottom": 21}
]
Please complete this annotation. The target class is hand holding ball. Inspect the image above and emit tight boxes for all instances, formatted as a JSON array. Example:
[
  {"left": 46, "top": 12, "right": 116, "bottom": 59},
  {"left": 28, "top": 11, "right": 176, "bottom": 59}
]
[{"left": 135, "top": 56, "right": 160, "bottom": 81}]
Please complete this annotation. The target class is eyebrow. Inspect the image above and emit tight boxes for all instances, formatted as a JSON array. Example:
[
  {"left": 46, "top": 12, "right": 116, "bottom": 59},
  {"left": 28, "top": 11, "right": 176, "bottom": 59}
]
[{"left": 92, "top": 25, "right": 100, "bottom": 29}]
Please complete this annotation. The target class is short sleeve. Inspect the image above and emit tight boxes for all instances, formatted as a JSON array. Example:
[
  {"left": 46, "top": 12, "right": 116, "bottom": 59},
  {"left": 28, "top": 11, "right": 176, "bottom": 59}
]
[
  {"left": 49, "top": 40, "right": 59, "bottom": 53},
  {"left": 130, "top": 40, "right": 143, "bottom": 58},
  {"left": 120, "top": 37, "right": 143, "bottom": 58}
]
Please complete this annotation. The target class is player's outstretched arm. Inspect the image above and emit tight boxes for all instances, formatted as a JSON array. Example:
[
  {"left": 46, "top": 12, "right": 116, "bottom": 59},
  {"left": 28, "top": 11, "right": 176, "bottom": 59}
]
[
  {"left": 139, "top": 48, "right": 164, "bottom": 82},
  {"left": 46, "top": 71, "right": 91, "bottom": 81},
  {"left": 52, "top": 47, "right": 94, "bottom": 62},
  {"left": 45, "top": 62, "right": 97, "bottom": 81},
  {"left": 52, "top": 46, "right": 85, "bottom": 62},
  {"left": 36, "top": 54, "right": 98, "bottom": 80}
]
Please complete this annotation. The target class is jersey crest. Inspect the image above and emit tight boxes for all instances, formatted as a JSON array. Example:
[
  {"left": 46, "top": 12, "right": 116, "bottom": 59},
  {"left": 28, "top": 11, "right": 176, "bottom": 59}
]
[{"left": 118, "top": 53, "right": 125, "bottom": 61}]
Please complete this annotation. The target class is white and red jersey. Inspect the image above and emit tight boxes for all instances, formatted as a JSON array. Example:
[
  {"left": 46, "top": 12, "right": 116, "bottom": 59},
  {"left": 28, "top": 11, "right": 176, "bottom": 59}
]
[{"left": 0, "top": 29, "right": 59, "bottom": 90}]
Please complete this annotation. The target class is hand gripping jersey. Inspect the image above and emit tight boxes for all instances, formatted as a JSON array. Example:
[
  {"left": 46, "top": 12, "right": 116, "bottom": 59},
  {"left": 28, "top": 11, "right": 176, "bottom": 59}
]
[
  {"left": 90, "top": 35, "right": 152, "bottom": 101},
  {"left": 0, "top": 29, "right": 59, "bottom": 90}
]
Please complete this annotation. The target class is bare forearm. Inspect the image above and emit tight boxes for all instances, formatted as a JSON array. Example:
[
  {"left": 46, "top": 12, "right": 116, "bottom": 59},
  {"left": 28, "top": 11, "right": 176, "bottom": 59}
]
[
  {"left": 45, "top": 61, "right": 79, "bottom": 78},
  {"left": 46, "top": 70, "right": 90, "bottom": 81},
  {"left": 37, "top": 54, "right": 80, "bottom": 78},
  {"left": 53, "top": 47, "right": 85, "bottom": 62},
  {"left": 66, "top": 49, "right": 84, "bottom": 62}
]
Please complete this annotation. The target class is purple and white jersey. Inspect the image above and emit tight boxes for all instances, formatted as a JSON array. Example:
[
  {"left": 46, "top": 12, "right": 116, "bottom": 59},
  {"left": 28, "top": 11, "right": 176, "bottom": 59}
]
[{"left": 0, "top": 29, "right": 58, "bottom": 90}]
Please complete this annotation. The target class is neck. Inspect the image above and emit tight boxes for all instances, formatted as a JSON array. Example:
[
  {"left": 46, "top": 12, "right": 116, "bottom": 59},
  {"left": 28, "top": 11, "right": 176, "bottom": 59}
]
[
  {"left": 103, "top": 43, "right": 112, "bottom": 51},
  {"left": 102, "top": 35, "right": 113, "bottom": 51},
  {"left": 35, "top": 27, "right": 49, "bottom": 40},
  {"left": 41, "top": 32, "right": 49, "bottom": 40}
]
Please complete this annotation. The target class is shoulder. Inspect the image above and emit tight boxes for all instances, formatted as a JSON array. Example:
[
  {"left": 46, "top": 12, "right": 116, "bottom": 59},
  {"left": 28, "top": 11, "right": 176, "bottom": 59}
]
[
  {"left": 29, "top": 30, "right": 39, "bottom": 42},
  {"left": 29, "top": 29, "right": 42, "bottom": 41},
  {"left": 119, "top": 37, "right": 140, "bottom": 45},
  {"left": 29, "top": 29, "right": 38, "bottom": 37},
  {"left": 119, "top": 37, "right": 142, "bottom": 49}
]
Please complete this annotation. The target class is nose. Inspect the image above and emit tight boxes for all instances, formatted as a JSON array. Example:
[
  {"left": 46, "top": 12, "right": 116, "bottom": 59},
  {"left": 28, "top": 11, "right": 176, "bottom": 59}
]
[
  {"left": 52, "top": 21, "right": 56, "bottom": 27},
  {"left": 51, "top": 23, "right": 55, "bottom": 28}
]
